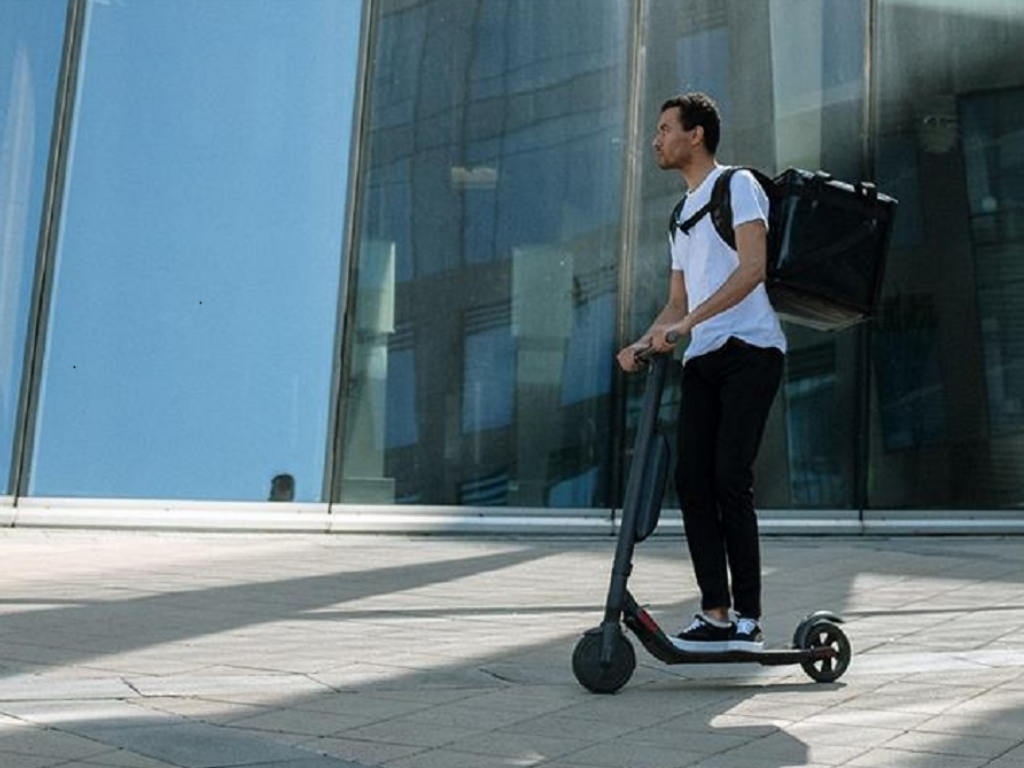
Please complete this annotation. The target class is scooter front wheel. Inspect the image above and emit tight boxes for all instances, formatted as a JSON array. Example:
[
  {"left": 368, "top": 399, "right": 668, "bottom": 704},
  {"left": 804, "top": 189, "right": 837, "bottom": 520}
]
[
  {"left": 798, "top": 619, "right": 851, "bottom": 683},
  {"left": 572, "top": 628, "right": 636, "bottom": 694}
]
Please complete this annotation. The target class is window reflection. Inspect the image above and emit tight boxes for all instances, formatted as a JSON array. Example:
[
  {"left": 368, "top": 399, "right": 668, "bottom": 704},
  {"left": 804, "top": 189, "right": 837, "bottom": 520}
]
[
  {"left": 463, "top": 322, "right": 514, "bottom": 435},
  {"left": 340, "top": 0, "right": 629, "bottom": 507},
  {"left": 29, "top": 0, "right": 361, "bottom": 501},
  {"left": 872, "top": 0, "right": 1024, "bottom": 508},
  {"left": 962, "top": 88, "right": 1024, "bottom": 436}
]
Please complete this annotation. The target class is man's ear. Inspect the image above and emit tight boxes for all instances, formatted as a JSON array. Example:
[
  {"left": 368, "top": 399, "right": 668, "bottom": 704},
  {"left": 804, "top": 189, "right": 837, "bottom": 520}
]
[{"left": 691, "top": 125, "right": 705, "bottom": 147}]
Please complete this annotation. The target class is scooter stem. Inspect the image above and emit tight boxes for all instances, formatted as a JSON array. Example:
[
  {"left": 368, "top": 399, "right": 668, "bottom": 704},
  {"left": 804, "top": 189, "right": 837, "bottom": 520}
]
[{"left": 601, "top": 354, "right": 670, "bottom": 646}]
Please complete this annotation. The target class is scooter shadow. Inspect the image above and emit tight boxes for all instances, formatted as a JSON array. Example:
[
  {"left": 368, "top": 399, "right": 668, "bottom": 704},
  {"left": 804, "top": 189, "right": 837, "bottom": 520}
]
[{"left": 587, "top": 673, "right": 848, "bottom": 767}]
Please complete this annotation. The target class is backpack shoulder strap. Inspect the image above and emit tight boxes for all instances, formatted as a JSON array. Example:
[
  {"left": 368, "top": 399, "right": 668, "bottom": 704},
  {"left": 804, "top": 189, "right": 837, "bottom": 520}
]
[
  {"left": 669, "top": 167, "right": 740, "bottom": 245},
  {"left": 709, "top": 166, "right": 778, "bottom": 250},
  {"left": 708, "top": 167, "right": 741, "bottom": 250},
  {"left": 668, "top": 195, "right": 687, "bottom": 241}
]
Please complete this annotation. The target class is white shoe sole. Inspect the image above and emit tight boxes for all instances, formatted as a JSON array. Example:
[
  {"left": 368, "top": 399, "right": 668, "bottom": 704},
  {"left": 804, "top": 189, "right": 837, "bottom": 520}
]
[
  {"left": 669, "top": 637, "right": 731, "bottom": 653},
  {"left": 728, "top": 639, "right": 765, "bottom": 652}
]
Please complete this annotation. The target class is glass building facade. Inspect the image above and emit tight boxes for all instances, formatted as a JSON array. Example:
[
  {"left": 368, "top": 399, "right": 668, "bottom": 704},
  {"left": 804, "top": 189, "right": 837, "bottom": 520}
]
[{"left": 2, "top": 0, "right": 1024, "bottom": 531}]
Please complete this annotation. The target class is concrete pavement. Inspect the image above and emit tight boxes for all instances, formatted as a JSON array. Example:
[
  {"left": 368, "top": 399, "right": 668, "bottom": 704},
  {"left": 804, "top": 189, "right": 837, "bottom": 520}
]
[{"left": 2, "top": 529, "right": 1024, "bottom": 768}]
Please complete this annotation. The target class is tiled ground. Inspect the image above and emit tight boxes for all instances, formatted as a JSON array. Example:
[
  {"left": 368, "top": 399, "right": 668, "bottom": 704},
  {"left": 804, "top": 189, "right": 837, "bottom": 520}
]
[{"left": 2, "top": 530, "right": 1024, "bottom": 768}]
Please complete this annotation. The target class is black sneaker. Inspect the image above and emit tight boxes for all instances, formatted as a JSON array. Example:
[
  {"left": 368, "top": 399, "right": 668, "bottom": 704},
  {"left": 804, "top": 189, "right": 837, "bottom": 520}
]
[
  {"left": 670, "top": 613, "right": 733, "bottom": 652},
  {"left": 729, "top": 617, "right": 765, "bottom": 652}
]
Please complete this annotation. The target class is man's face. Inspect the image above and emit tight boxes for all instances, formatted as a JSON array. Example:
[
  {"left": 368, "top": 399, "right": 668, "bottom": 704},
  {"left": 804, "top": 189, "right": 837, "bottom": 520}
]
[{"left": 652, "top": 107, "right": 697, "bottom": 170}]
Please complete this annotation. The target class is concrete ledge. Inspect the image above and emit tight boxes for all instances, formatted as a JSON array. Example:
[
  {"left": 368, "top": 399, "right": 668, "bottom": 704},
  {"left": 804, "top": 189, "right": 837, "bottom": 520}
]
[
  {"left": 11, "top": 499, "right": 615, "bottom": 535},
  {"left": 862, "top": 511, "right": 1024, "bottom": 535},
  {"left": 6, "top": 498, "right": 1024, "bottom": 535},
  {"left": 328, "top": 504, "right": 614, "bottom": 535},
  {"left": 13, "top": 498, "right": 332, "bottom": 532}
]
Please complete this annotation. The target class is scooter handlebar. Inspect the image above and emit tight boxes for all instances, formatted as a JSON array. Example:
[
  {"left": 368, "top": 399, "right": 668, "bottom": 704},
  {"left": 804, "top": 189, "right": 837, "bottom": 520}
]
[{"left": 633, "top": 330, "right": 681, "bottom": 364}]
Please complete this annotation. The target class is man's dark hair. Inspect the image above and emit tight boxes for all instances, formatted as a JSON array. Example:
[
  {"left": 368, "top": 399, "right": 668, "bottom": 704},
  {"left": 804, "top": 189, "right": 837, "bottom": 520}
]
[{"left": 660, "top": 92, "right": 721, "bottom": 154}]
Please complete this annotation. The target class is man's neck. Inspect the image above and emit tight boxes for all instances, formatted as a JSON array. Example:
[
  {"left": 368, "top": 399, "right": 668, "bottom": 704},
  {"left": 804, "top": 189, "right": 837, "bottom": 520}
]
[{"left": 680, "top": 156, "right": 718, "bottom": 192}]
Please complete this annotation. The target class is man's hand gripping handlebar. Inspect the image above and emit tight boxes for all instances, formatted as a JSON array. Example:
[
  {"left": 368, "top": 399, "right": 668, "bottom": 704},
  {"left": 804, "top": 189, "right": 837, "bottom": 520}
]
[{"left": 618, "top": 330, "right": 681, "bottom": 372}]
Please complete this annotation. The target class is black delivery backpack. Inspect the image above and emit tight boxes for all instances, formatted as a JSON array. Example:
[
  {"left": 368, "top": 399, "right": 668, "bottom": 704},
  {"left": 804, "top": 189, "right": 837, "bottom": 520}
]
[{"left": 670, "top": 167, "right": 898, "bottom": 332}]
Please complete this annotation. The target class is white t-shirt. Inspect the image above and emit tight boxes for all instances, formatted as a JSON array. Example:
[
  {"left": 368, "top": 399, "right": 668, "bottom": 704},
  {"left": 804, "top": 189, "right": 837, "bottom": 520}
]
[{"left": 669, "top": 165, "right": 787, "bottom": 363}]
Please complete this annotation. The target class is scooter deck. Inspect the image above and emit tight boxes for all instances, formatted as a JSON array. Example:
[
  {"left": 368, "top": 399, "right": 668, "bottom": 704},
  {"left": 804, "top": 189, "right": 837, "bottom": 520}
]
[{"left": 622, "top": 594, "right": 838, "bottom": 668}]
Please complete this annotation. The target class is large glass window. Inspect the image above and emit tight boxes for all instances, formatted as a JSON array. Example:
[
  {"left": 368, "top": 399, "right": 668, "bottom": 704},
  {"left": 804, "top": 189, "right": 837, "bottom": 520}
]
[
  {"left": 636, "top": 0, "right": 868, "bottom": 509},
  {"left": 16, "top": 0, "right": 1024, "bottom": 522},
  {"left": 339, "top": 0, "right": 629, "bottom": 507},
  {"left": 28, "top": 0, "right": 362, "bottom": 501},
  {"left": 871, "top": 0, "right": 1024, "bottom": 509},
  {"left": 0, "top": 0, "right": 66, "bottom": 495}
]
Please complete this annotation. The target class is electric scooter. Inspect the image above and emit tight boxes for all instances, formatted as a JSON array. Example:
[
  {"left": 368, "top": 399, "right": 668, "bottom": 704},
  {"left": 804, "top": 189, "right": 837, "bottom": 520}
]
[{"left": 572, "top": 347, "right": 851, "bottom": 694}]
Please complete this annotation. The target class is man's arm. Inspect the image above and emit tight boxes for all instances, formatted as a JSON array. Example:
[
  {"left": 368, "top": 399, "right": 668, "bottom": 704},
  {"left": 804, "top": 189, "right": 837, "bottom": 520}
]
[
  {"left": 617, "top": 270, "right": 688, "bottom": 372},
  {"left": 656, "top": 218, "right": 767, "bottom": 345}
]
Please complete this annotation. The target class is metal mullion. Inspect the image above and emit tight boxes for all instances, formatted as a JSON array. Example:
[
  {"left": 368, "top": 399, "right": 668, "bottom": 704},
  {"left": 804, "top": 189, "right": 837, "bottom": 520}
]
[
  {"left": 323, "top": 0, "right": 380, "bottom": 505},
  {"left": 852, "top": 0, "right": 880, "bottom": 518},
  {"left": 10, "top": 0, "right": 88, "bottom": 500},
  {"left": 609, "top": 0, "right": 650, "bottom": 516}
]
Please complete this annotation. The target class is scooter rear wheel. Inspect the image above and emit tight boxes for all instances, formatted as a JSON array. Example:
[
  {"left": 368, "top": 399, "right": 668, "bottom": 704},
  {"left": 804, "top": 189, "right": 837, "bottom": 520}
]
[
  {"left": 798, "top": 619, "right": 851, "bottom": 683},
  {"left": 572, "top": 629, "right": 636, "bottom": 694}
]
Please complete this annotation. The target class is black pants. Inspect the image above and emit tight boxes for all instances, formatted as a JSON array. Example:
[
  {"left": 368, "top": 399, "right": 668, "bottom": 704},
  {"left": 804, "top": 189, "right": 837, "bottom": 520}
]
[{"left": 675, "top": 337, "right": 783, "bottom": 620}]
